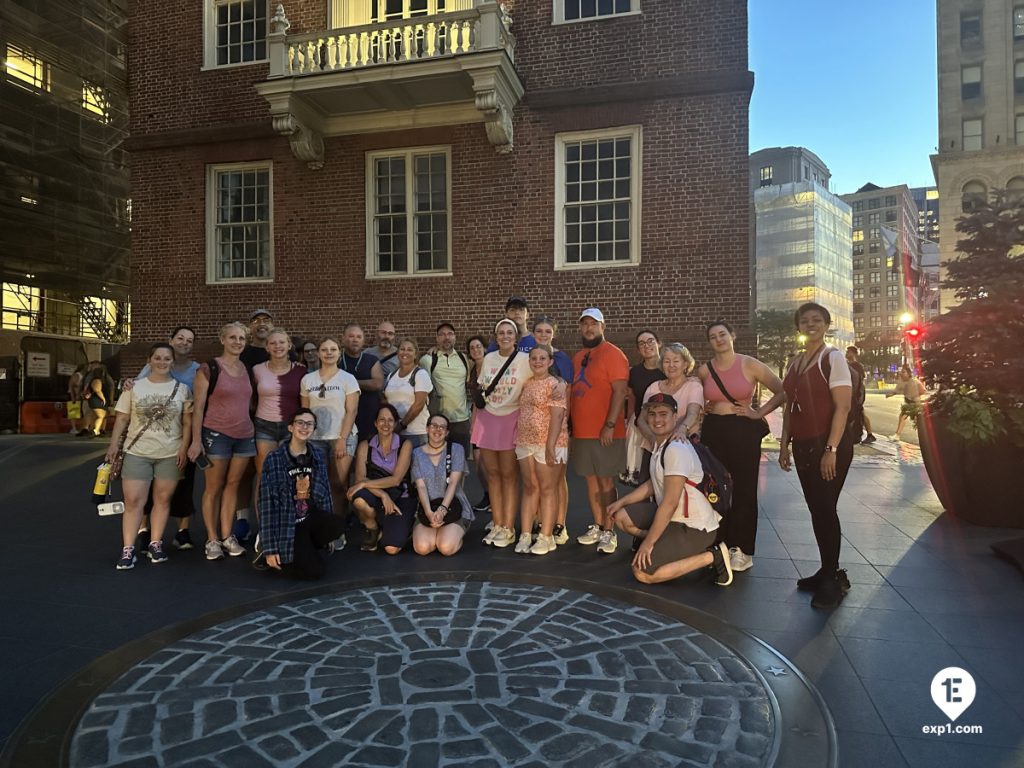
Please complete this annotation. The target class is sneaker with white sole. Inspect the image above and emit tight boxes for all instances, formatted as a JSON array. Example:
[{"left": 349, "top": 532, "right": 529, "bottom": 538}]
[
  {"left": 205, "top": 539, "right": 225, "bottom": 561},
  {"left": 491, "top": 526, "right": 516, "bottom": 548},
  {"left": 482, "top": 525, "right": 499, "bottom": 546},
  {"left": 577, "top": 524, "right": 602, "bottom": 545},
  {"left": 222, "top": 534, "right": 246, "bottom": 557},
  {"left": 552, "top": 524, "right": 568, "bottom": 546},
  {"left": 530, "top": 534, "right": 556, "bottom": 555},
  {"left": 729, "top": 547, "right": 753, "bottom": 572},
  {"left": 147, "top": 541, "right": 168, "bottom": 564},
  {"left": 709, "top": 542, "right": 734, "bottom": 586},
  {"left": 597, "top": 529, "right": 618, "bottom": 554},
  {"left": 116, "top": 545, "right": 136, "bottom": 570},
  {"left": 514, "top": 532, "right": 533, "bottom": 554},
  {"left": 173, "top": 529, "right": 193, "bottom": 550}
]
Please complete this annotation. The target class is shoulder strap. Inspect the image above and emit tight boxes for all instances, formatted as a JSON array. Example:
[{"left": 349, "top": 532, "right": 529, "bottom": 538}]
[
  {"left": 707, "top": 360, "right": 739, "bottom": 406},
  {"left": 124, "top": 380, "right": 180, "bottom": 454},
  {"left": 380, "top": 351, "right": 398, "bottom": 364},
  {"left": 457, "top": 351, "right": 469, "bottom": 371},
  {"left": 444, "top": 441, "right": 452, "bottom": 479},
  {"left": 430, "top": 351, "right": 439, "bottom": 374},
  {"left": 206, "top": 358, "right": 220, "bottom": 398},
  {"left": 484, "top": 351, "right": 518, "bottom": 398}
]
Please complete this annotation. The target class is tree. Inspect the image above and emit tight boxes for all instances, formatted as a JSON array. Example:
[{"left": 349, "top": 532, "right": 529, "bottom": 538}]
[
  {"left": 755, "top": 309, "right": 799, "bottom": 376},
  {"left": 920, "top": 189, "right": 1024, "bottom": 444}
]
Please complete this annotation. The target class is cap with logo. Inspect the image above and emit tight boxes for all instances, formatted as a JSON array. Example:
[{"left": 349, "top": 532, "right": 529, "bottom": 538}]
[
  {"left": 249, "top": 309, "right": 273, "bottom": 321},
  {"left": 645, "top": 392, "right": 679, "bottom": 411},
  {"left": 579, "top": 307, "right": 605, "bottom": 323}
]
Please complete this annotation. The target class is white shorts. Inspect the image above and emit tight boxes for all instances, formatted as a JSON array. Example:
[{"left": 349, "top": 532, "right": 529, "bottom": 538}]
[{"left": 515, "top": 444, "right": 567, "bottom": 465}]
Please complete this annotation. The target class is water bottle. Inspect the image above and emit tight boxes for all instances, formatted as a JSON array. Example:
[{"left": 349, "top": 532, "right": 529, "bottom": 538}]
[{"left": 93, "top": 462, "right": 111, "bottom": 505}]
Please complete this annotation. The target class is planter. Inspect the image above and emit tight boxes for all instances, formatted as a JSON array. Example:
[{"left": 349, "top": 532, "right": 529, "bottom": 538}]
[{"left": 917, "top": 402, "right": 1024, "bottom": 528}]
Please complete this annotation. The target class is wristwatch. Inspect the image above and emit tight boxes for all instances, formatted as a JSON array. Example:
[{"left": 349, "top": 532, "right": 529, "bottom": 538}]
[
  {"left": 604, "top": 421, "right": 615, "bottom": 428},
  {"left": 824, "top": 444, "right": 836, "bottom": 453}
]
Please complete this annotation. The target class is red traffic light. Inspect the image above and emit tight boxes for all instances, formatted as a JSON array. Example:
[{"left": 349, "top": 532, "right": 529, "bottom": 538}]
[{"left": 904, "top": 323, "right": 923, "bottom": 341}]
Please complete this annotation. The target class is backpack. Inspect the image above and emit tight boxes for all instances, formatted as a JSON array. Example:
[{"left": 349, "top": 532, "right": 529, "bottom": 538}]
[
  {"left": 657, "top": 436, "right": 733, "bottom": 517},
  {"left": 822, "top": 349, "right": 864, "bottom": 443},
  {"left": 430, "top": 350, "right": 468, "bottom": 374}
]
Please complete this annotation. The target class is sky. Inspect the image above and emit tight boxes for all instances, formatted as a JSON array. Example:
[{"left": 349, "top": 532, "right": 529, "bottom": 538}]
[{"left": 749, "top": 0, "right": 938, "bottom": 196}]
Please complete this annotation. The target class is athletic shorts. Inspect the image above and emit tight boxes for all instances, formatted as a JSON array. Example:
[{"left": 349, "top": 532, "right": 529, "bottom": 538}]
[
  {"left": 515, "top": 444, "right": 567, "bottom": 465},
  {"left": 624, "top": 501, "right": 717, "bottom": 575},
  {"left": 570, "top": 437, "right": 626, "bottom": 478},
  {"left": 471, "top": 409, "right": 518, "bottom": 452},
  {"left": 122, "top": 453, "right": 182, "bottom": 482}
]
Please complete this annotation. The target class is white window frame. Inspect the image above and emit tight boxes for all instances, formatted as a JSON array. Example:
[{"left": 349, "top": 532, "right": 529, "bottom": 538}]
[
  {"left": 962, "top": 118, "right": 983, "bottom": 150},
  {"left": 202, "top": 0, "right": 269, "bottom": 71},
  {"left": 554, "top": 125, "right": 642, "bottom": 271},
  {"left": 553, "top": 0, "right": 640, "bottom": 25},
  {"left": 364, "top": 145, "right": 453, "bottom": 280},
  {"left": 205, "top": 161, "right": 274, "bottom": 284}
]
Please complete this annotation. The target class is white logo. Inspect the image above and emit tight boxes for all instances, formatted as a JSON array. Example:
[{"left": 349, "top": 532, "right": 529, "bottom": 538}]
[{"left": 930, "top": 667, "right": 976, "bottom": 722}]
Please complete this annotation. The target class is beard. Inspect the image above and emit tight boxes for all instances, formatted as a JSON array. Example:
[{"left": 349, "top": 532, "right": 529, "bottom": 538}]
[{"left": 581, "top": 335, "right": 604, "bottom": 349}]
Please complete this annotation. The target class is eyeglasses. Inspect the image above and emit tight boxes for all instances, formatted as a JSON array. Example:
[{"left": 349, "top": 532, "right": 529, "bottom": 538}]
[
  {"left": 427, "top": 423, "right": 448, "bottom": 431},
  {"left": 637, "top": 338, "right": 658, "bottom": 347},
  {"left": 292, "top": 420, "right": 316, "bottom": 428}
]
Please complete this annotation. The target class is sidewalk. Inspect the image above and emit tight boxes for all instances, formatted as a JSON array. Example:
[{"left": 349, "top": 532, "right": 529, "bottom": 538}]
[{"left": 0, "top": 434, "right": 1022, "bottom": 767}]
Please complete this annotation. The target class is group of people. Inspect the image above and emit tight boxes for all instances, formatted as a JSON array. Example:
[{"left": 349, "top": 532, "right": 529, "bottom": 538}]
[{"left": 102, "top": 298, "right": 861, "bottom": 610}]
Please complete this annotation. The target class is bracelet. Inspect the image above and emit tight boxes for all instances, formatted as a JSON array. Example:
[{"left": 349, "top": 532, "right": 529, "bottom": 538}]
[{"left": 437, "top": 504, "right": 448, "bottom": 512}]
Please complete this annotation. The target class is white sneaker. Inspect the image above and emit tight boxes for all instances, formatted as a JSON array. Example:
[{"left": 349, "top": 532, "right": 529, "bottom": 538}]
[
  {"left": 729, "top": 547, "right": 753, "bottom": 572},
  {"left": 553, "top": 524, "right": 569, "bottom": 546},
  {"left": 514, "top": 532, "right": 533, "bottom": 554},
  {"left": 222, "top": 534, "right": 246, "bottom": 557},
  {"left": 530, "top": 534, "right": 555, "bottom": 555},
  {"left": 492, "top": 526, "right": 516, "bottom": 548},
  {"left": 483, "top": 525, "right": 499, "bottom": 546},
  {"left": 204, "top": 539, "right": 224, "bottom": 561},
  {"left": 597, "top": 529, "right": 618, "bottom": 554},
  {"left": 577, "top": 524, "right": 602, "bottom": 545}
]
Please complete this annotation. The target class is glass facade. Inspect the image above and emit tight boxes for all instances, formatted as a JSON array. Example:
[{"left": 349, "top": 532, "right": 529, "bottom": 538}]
[{"left": 754, "top": 182, "right": 854, "bottom": 344}]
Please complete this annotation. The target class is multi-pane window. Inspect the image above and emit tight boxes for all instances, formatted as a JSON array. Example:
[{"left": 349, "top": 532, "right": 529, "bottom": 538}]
[
  {"left": 4, "top": 44, "right": 49, "bottom": 91},
  {"left": 853, "top": 259, "right": 863, "bottom": 271},
  {"left": 960, "top": 12, "right": 981, "bottom": 46},
  {"left": 853, "top": 302, "right": 864, "bottom": 314},
  {"left": 887, "top": 284, "right": 899, "bottom": 297},
  {"left": 371, "top": 0, "right": 446, "bottom": 21},
  {"left": 854, "top": 288, "right": 864, "bottom": 299},
  {"left": 885, "top": 210, "right": 897, "bottom": 222},
  {"left": 759, "top": 166, "right": 773, "bottom": 186},
  {"left": 869, "top": 227, "right": 880, "bottom": 240},
  {"left": 208, "top": 0, "right": 267, "bottom": 67},
  {"left": 887, "top": 299, "right": 899, "bottom": 311},
  {"left": 870, "top": 272, "right": 881, "bottom": 284},
  {"left": 82, "top": 82, "right": 110, "bottom": 123},
  {"left": 868, "top": 212, "right": 880, "bottom": 225},
  {"left": 367, "top": 147, "right": 451, "bottom": 277},
  {"left": 869, "top": 243, "right": 880, "bottom": 254},
  {"left": 961, "top": 180, "right": 986, "bottom": 212},
  {"left": 1015, "top": 6, "right": 1024, "bottom": 39},
  {"left": 963, "top": 119, "right": 983, "bottom": 150},
  {"left": 556, "top": 126, "right": 640, "bottom": 269},
  {"left": 852, "top": 229, "right": 864, "bottom": 242},
  {"left": 887, "top": 314, "right": 897, "bottom": 326},
  {"left": 206, "top": 162, "right": 273, "bottom": 282},
  {"left": 558, "top": 0, "right": 638, "bottom": 23},
  {"left": 852, "top": 200, "right": 864, "bottom": 212},
  {"left": 868, "top": 198, "right": 880, "bottom": 210},
  {"left": 852, "top": 215, "right": 862, "bottom": 227},
  {"left": 961, "top": 65, "right": 982, "bottom": 100},
  {"left": 854, "top": 317, "right": 864, "bottom": 330},
  {"left": 870, "top": 316, "right": 882, "bottom": 328},
  {"left": 869, "top": 256, "right": 881, "bottom": 269},
  {"left": 854, "top": 273, "right": 864, "bottom": 286},
  {"left": 869, "top": 286, "right": 881, "bottom": 298},
  {"left": 870, "top": 301, "right": 880, "bottom": 314},
  {"left": 853, "top": 244, "right": 864, "bottom": 256}
]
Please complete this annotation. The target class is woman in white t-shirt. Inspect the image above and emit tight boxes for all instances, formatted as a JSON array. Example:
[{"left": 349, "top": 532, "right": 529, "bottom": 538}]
[
  {"left": 382, "top": 338, "right": 433, "bottom": 448},
  {"left": 300, "top": 336, "right": 360, "bottom": 515},
  {"left": 105, "top": 343, "right": 194, "bottom": 571},
  {"left": 473, "top": 318, "right": 533, "bottom": 549},
  {"left": 608, "top": 392, "right": 733, "bottom": 587}
]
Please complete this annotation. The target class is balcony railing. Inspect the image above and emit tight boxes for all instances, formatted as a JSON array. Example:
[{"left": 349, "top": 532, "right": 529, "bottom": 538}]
[{"left": 267, "top": 3, "right": 515, "bottom": 78}]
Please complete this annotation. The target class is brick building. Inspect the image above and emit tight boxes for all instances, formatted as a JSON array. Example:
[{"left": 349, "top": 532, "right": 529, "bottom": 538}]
[{"left": 127, "top": 0, "right": 753, "bottom": 352}]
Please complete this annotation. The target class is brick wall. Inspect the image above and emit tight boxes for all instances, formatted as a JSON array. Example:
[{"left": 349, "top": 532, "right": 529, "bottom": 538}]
[{"left": 128, "top": 1, "right": 752, "bottom": 360}]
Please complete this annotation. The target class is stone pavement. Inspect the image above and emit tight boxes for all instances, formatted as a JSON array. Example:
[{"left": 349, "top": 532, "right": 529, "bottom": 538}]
[{"left": 1, "top": 434, "right": 1023, "bottom": 768}]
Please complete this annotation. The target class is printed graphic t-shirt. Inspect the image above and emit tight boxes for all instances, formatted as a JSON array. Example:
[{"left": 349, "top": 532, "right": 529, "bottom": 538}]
[{"left": 115, "top": 377, "right": 194, "bottom": 459}]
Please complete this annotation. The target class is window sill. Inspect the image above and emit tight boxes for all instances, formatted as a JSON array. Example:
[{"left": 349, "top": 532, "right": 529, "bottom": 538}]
[
  {"left": 555, "top": 259, "right": 638, "bottom": 272},
  {"left": 552, "top": 10, "right": 642, "bottom": 26},
  {"left": 207, "top": 277, "right": 275, "bottom": 285},
  {"left": 200, "top": 58, "right": 268, "bottom": 73},
  {"left": 365, "top": 271, "right": 454, "bottom": 281}
]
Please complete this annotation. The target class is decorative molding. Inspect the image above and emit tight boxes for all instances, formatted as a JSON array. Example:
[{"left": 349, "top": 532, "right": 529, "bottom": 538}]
[
  {"left": 474, "top": 88, "right": 513, "bottom": 153},
  {"left": 527, "top": 70, "right": 755, "bottom": 110},
  {"left": 272, "top": 114, "right": 326, "bottom": 169}
]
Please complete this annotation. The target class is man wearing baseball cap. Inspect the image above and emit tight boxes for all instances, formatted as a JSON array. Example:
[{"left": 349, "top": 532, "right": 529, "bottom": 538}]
[
  {"left": 607, "top": 392, "right": 733, "bottom": 586},
  {"left": 570, "top": 307, "right": 629, "bottom": 554},
  {"left": 487, "top": 296, "right": 537, "bottom": 354},
  {"left": 241, "top": 309, "right": 274, "bottom": 369}
]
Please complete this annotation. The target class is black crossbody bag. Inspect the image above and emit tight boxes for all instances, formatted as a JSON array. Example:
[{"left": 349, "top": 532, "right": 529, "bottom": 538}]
[
  {"left": 707, "top": 360, "right": 770, "bottom": 440},
  {"left": 472, "top": 351, "right": 518, "bottom": 410}
]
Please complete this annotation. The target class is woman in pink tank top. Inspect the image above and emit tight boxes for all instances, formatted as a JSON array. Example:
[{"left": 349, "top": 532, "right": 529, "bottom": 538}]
[{"left": 695, "top": 321, "right": 785, "bottom": 575}]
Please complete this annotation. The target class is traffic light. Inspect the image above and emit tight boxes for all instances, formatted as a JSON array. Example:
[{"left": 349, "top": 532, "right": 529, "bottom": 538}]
[{"left": 904, "top": 323, "right": 923, "bottom": 343}]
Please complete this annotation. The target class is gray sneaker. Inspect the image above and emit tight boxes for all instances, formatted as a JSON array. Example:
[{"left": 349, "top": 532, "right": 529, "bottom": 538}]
[
  {"left": 204, "top": 539, "right": 224, "bottom": 561},
  {"left": 597, "top": 529, "right": 618, "bottom": 554},
  {"left": 729, "top": 547, "right": 753, "bottom": 572},
  {"left": 577, "top": 524, "right": 602, "bottom": 545},
  {"left": 222, "top": 534, "right": 246, "bottom": 557}
]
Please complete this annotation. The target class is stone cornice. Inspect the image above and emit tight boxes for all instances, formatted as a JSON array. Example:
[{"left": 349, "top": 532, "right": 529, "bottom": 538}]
[{"left": 525, "top": 70, "right": 755, "bottom": 109}]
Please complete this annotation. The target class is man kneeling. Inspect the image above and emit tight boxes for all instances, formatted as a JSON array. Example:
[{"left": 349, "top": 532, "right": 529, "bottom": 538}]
[
  {"left": 608, "top": 393, "right": 733, "bottom": 586},
  {"left": 258, "top": 408, "right": 345, "bottom": 579}
]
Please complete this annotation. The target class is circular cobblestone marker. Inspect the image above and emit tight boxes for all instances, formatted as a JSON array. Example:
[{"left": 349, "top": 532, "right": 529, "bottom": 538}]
[{"left": 70, "top": 581, "right": 782, "bottom": 767}]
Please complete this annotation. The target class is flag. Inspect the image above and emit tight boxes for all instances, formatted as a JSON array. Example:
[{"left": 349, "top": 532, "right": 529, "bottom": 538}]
[{"left": 880, "top": 226, "right": 898, "bottom": 259}]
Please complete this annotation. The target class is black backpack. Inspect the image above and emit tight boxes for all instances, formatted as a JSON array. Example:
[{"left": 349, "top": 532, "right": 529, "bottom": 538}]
[
  {"left": 657, "top": 436, "right": 733, "bottom": 517},
  {"left": 822, "top": 349, "right": 864, "bottom": 443}
]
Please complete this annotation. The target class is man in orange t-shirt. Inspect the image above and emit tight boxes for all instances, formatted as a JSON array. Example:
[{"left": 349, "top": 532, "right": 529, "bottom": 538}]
[{"left": 570, "top": 308, "right": 629, "bottom": 555}]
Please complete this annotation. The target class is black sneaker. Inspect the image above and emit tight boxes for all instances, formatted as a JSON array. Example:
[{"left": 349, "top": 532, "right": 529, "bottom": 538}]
[
  {"left": 360, "top": 526, "right": 382, "bottom": 552},
  {"left": 861, "top": 434, "right": 877, "bottom": 444},
  {"left": 531, "top": 521, "right": 541, "bottom": 536},
  {"left": 811, "top": 569, "right": 851, "bottom": 609},
  {"left": 137, "top": 529, "right": 151, "bottom": 551},
  {"left": 798, "top": 567, "right": 850, "bottom": 593},
  {"left": 173, "top": 529, "right": 193, "bottom": 550},
  {"left": 147, "top": 541, "right": 168, "bottom": 564},
  {"left": 708, "top": 542, "right": 734, "bottom": 586},
  {"left": 631, "top": 535, "right": 642, "bottom": 553},
  {"left": 116, "top": 546, "right": 136, "bottom": 570},
  {"left": 472, "top": 494, "right": 491, "bottom": 514}
]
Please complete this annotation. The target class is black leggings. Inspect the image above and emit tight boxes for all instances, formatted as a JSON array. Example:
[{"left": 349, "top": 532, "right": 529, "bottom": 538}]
[
  {"left": 793, "top": 437, "right": 853, "bottom": 573},
  {"left": 702, "top": 414, "right": 764, "bottom": 555},
  {"left": 283, "top": 510, "right": 346, "bottom": 580}
]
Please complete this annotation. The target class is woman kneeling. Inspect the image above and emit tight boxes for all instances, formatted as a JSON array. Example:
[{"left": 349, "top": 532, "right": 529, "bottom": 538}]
[
  {"left": 608, "top": 393, "right": 733, "bottom": 586},
  {"left": 348, "top": 404, "right": 415, "bottom": 554},
  {"left": 258, "top": 408, "right": 345, "bottom": 579},
  {"left": 411, "top": 414, "right": 474, "bottom": 556}
]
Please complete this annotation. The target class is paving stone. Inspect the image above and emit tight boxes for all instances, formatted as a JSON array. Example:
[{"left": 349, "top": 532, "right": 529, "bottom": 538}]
[{"left": 68, "top": 583, "right": 778, "bottom": 768}]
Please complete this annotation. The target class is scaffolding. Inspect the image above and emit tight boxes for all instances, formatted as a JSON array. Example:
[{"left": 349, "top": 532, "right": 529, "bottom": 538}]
[{"left": 0, "top": 0, "right": 130, "bottom": 342}]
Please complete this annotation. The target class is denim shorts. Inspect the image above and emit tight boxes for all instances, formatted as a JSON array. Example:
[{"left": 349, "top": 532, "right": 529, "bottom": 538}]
[
  {"left": 310, "top": 434, "right": 358, "bottom": 461},
  {"left": 201, "top": 427, "right": 257, "bottom": 459},
  {"left": 254, "top": 416, "right": 290, "bottom": 444}
]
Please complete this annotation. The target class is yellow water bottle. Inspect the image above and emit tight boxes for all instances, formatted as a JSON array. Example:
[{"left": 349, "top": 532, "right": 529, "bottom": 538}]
[{"left": 93, "top": 462, "right": 111, "bottom": 504}]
